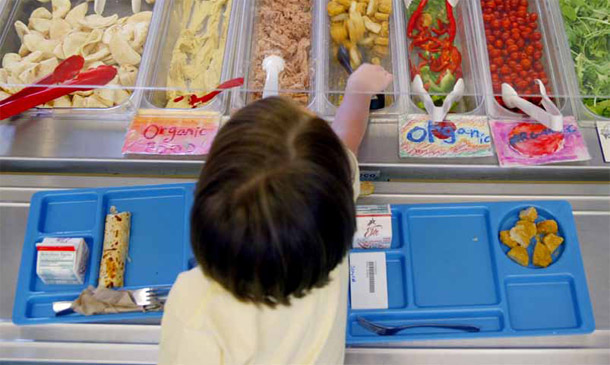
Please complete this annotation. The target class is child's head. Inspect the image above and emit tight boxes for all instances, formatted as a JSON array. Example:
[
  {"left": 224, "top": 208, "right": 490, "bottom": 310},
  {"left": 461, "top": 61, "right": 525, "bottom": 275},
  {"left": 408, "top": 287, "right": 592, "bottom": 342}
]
[{"left": 191, "top": 97, "right": 356, "bottom": 306}]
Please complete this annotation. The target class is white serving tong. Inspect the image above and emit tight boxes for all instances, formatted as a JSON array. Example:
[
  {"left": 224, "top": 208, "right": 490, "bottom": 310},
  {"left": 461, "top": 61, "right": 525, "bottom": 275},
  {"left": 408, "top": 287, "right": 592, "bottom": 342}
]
[
  {"left": 411, "top": 74, "right": 465, "bottom": 122},
  {"left": 94, "top": 0, "right": 141, "bottom": 15},
  {"left": 262, "top": 55, "right": 285, "bottom": 99},
  {"left": 502, "top": 80, "right": 563, "bottom": 132}
]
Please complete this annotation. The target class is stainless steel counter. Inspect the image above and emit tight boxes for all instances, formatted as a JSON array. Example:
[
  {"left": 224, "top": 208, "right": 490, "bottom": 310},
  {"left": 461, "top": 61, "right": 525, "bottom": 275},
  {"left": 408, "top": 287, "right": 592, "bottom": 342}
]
[
  {"left": 1, "top": 117, "right": 609, "bottom": 181},
  {"left": 1, "top": 175, "right": 608, "bottom": 364}
]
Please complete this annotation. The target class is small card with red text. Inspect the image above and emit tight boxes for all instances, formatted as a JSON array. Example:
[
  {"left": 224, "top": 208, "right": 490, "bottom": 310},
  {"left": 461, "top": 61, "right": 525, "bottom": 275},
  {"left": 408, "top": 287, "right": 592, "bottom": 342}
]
[
  {"left": 353, "top": 205, "right": 393, "bottom": 249},
  {"left": 490, "top": 117, "right": 590, "bottom": 167},
  {"left": 122, "top": 110, "right": 221, "bottom": 156}
]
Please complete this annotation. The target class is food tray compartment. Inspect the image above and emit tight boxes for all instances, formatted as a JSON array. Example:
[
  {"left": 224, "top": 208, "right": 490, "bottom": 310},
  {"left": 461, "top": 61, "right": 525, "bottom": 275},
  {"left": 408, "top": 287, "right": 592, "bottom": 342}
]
[
  {"left": 407, "top": 206, "right": 499, "bottom": 307},
  {"left": 506, "top": 275, "right": 581, "bottom": 331},
  {"left": 346, "top": 201, "right": 594, "bottom": 345},
  {"left": 319, "top": 0, "right": 409, "bottom": 118},
  {"left": 473, "top": 0, "right": 573, "bottom": 120},
  {"left": 349, "top": 310, "right": 505, "bottom": 341},
  {"left": 140, "top": 0, "right": 240, "bottom": 114},
  {"left": 230, "top": 0, "right": 320, "bottom": 112},
  {"left": 0, "top": 0, "right": 163, "bottom": 119},
  {"left": 13, "top": 183, "right": 196, "bottom": 324},
  {"left": 549, "top": 1, "right": 609, "bottom": 122},
  {"left": 404, "top": 0, "right": 486, "bottom": 115}
]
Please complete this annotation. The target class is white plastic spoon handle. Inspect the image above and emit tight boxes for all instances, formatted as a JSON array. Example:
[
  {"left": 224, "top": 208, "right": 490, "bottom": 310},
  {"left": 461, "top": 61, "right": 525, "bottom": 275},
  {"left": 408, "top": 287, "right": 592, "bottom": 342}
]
[
  {"left": 262, "top": 55, "right": 285, "bottom": 99},
  {"left": 132, "top": 0, "right": 141, "bottom": 14},
  {"left": 94, "top": 0, "right": 106, "bottom": 15}
]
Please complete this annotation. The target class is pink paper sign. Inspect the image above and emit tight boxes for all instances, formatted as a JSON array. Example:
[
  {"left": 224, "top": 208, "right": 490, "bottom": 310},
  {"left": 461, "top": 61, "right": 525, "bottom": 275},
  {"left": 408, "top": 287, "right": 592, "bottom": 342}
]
[
  {"left": 122, "top": 112, "right": 220, "bottom": 155},
  {"left": 490, "top": 117, "right": 590, "bottom": 167}
]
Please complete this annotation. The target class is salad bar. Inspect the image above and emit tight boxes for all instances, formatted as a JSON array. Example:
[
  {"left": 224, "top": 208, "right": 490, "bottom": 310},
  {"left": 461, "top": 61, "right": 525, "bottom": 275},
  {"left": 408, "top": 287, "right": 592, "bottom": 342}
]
[{"left": 0, "top": 0, "right": 607, "bottom": 122}]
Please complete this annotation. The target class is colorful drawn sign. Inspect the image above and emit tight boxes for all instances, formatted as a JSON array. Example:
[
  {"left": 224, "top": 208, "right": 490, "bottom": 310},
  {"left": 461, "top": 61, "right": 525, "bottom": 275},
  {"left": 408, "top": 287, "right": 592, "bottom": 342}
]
[
  {"left": 122, "top": 111, "right": 221, "bottom": 155},
  {"left": 399, "top": 115, "right": 493, "bottom": 158},
  {"left": 597, "top": 121, "right": 610, "bottom": 163},
  {"left": 490, "top": 117, "right": 590, "bottom": 167}
]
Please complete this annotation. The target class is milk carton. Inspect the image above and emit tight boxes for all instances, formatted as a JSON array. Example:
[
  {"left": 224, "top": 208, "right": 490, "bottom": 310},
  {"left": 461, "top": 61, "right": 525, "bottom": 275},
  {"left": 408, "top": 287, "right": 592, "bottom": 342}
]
[
  {"left": 353, "top": 205, "right": 393, "bottom": 249},
  {"left": 36, "top": 237, "right": 89, "bottom": 285}
]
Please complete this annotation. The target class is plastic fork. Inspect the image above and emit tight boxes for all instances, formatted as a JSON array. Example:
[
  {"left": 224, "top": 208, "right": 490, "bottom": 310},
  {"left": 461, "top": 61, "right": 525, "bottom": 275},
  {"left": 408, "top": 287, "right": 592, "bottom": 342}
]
[
  {"left": 53, "top": 285, "right": 172, "bottom": 316},
  {"left": 356, "top": 316, "right": 480, "bottom": 336}
]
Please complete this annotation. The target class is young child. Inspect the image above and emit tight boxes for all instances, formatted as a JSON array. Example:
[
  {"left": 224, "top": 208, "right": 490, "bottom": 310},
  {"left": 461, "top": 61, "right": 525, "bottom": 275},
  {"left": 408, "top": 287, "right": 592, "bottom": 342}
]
[{"left": 159, "top": 64, "right": 393, "bottom": 365}]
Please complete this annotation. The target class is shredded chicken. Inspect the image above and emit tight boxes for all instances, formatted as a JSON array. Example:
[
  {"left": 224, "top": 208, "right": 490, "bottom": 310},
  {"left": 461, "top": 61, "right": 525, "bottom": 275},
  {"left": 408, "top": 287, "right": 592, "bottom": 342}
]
[{"left": 249, "top": 0, "right": 312, "bottom": 104}]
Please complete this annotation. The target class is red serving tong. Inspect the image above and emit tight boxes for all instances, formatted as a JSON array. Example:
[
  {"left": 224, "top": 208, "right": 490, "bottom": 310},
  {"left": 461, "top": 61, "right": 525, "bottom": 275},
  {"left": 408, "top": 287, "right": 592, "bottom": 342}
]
[
  {"left": 0, "top": 55, "right": 117, "bottom": 120},
  {"left": 173, "top": 77, "right": 244, "bottom": 108}
]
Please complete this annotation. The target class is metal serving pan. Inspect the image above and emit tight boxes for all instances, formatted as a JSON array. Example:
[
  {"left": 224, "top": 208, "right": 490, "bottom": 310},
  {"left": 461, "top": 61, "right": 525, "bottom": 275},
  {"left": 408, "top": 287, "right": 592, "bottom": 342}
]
[
  {"left": 0, "top": 0, "right": 163, "bottom": 119},
  {"left": 140, "top": 0, "right": 240, "bottom": 114},
  {"left": 318, "top": 0, "right": 410, "bottom": 119},
  {"left": 230, "top": 0, "right": 320, "bottom": 113}
]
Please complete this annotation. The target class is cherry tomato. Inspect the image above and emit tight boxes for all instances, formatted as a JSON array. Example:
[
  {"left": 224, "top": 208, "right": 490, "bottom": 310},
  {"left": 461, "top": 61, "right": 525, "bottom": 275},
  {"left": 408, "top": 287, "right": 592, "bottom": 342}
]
[
  {"left": 520, "top": 59, "right": 532, "bottom": 70},
  {"left": 491, "top": 64, "right": 498, "bottom": 72},
  {"left": 530, "top": 13, "right": 538, "bottom": 22},
  {"left": 533, "top": 41, "right": 543, "bottom": 50},
  {"left": 532, "top": 32, "right": 542, "bottom": 41},
  {"left": 534, "top": 63, "right": 544, "bottom": 72},
  {"left": 502, "top": 19, "right": 511, "bottom": 29},
  {"left": 501, "top": 65, "right": 511, "bottom": 75},
  {"left": 495, "top": 39, "right": 504, "bottom": 48},
  {"left": 492, "top": 19, "right": 501, "bottom": 29},
  {"left": 510, "top": 52, "right": 520, "bottom": 61},
  {"left": 517, "top": 39, "right": 526, "bottom": 48}
]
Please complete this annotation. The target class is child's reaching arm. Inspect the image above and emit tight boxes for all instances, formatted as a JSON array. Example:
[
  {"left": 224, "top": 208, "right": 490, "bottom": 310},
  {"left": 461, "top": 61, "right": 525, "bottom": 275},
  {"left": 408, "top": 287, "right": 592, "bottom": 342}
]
[{"left": 332, "top": 64, "right": 393, "bottom": 154}]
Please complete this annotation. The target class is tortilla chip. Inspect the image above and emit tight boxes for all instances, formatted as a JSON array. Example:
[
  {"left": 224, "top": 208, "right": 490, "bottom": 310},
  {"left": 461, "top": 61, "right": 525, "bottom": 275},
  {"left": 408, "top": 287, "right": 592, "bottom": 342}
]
[
  {"left": 533, "top": 240, "right": 552, "bottom": 268},
  {"left": 537, "top": 219, "right": 558, "bottom": 235},
  {"left": 543, "top": 233, "right": 564, "bottom": 254},
  {"left": 508, "top": 246, "right": 529, "bottom": 267}
]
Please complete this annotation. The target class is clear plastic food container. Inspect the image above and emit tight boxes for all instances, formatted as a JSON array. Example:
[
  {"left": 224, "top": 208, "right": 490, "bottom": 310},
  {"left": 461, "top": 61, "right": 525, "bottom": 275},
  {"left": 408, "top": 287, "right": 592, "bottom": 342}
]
[
  {"left": 140, "top": 0, "right": 240, "bottom": 114},
  {"left": 230, "top": 0, "right": 319, "bottom": 112},
  {"left": 551, "top": 0, "right": 609, "bottom": 122},
  {"left": 404, "top": 0, "right": 486, "bottom": 116},
  {"left": 319, "top": 0, "right": 409, "bottom": 118},
  {"left": 0, "top": 0, "right": 163, "bottom": 119},
  {"left": 473, "top": 0, "right": 573, "bottom": 120}
]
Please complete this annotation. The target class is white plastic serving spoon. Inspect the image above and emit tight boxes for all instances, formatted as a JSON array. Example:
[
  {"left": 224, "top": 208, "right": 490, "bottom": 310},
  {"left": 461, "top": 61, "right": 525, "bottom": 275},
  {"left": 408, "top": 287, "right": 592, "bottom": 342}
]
[
  {"left": 411, "top": 74, "right": 465, "bottom": 122},
  {"left": 502, "top": 80, "right": 563, "bottom": 132},
  {"left": 262, "top": 55, "right": 285, "bottom": 99}
]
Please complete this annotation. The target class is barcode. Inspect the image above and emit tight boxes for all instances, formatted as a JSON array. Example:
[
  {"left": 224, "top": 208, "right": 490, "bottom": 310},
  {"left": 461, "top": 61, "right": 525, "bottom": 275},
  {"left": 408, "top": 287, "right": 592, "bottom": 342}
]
[{"left": 367, "top": 261, "right": 376, "bottom": 293}]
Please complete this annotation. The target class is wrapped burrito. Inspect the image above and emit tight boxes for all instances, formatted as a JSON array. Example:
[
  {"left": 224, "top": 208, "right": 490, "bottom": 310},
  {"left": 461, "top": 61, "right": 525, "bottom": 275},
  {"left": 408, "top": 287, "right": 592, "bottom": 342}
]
[{"left": 98, "top": 206, "right": 131, "bottom": 288}]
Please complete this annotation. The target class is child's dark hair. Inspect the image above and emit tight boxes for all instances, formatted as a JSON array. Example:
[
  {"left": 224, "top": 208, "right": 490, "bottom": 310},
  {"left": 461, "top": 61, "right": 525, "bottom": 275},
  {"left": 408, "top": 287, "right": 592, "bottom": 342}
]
[{"left": 191, "top": 97, "right": 356, "bottom": 306}]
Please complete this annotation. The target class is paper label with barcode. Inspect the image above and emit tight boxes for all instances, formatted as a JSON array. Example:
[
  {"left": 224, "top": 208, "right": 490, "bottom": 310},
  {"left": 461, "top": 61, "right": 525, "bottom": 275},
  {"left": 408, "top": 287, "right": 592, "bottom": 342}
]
[{"left": 349, "top": 252, "right": 388, "bottom": 310}]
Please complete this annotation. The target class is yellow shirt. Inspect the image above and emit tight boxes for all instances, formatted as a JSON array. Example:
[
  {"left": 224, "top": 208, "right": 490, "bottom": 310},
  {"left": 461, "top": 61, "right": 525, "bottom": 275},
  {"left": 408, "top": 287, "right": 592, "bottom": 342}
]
[{"left": 159, "top": 150, "right": 360, "bottom": 365}]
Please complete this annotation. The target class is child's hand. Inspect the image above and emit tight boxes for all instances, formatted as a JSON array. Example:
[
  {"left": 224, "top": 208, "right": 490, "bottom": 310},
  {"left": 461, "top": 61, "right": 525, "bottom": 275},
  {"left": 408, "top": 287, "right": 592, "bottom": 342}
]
[{"left": 346, "top": 64, "right": 393, "bottom": 95}]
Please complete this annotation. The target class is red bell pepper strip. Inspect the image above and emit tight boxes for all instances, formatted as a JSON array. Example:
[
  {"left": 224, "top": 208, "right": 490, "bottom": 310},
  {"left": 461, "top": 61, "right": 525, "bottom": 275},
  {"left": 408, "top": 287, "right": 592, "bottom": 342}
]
[
  {"left": 446, "top": 0, "right": 457, "bottom": 43},
  {"left": 407, "top": 0, "right": 429, "bottom": 38}
]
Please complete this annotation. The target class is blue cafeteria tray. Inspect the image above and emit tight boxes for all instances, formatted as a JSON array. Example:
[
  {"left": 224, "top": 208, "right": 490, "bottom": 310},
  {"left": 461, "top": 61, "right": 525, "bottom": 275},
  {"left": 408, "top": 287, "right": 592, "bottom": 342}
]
[
  {"left": 14, "top": 185, "right": 595, "bottom": 343},
  {"left": 13, "top": 183, "right": 196, "bottom": 325},
  {"left": 347, "top": 201, "right": 595, "bottom": 345}
]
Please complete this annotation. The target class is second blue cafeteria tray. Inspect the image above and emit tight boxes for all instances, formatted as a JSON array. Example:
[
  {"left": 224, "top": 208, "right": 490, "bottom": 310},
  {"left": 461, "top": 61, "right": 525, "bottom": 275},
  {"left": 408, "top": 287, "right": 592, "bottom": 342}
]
[
  {"left": 13, "top": 183, "right": 196, "bottom": 325},
  {"left": 346, "top": 201, "right": 595, "bottom": 345}
]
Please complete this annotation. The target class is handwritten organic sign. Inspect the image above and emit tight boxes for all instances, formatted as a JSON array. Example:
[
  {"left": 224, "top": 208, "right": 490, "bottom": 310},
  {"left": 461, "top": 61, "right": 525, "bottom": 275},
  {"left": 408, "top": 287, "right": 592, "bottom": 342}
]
[
  {"left": 399, "top": 115, "right": 493, "bottom": 158},
  {"left": 122, "top": 111, "right": 221, "bottom": 155},
  {"left": 490, "top": 117, "right": 590, "bottom": 167},
  {"left": 597, "top": 121, "right": 610, "bottom": 163}
]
